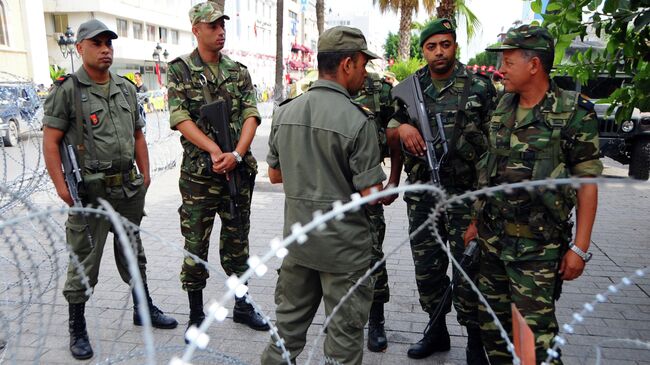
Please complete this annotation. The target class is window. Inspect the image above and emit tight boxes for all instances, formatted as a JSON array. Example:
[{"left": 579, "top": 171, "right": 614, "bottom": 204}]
[
  {"left": 53, "top": 14, "right": 69, "bottom": 33},
  {"left": 289, "top": 10, "right": 297, "bottom": 21},
  {"left": 146, "top": 24, "right": 156, "bottom": 41},
  {"left": 159, "top": 27, "right": 167, "bottom": 43},
  {"left": 133, "top": 22, "right": 143, "bottom": 39},
  {"left": 0, "top": 1, "right": 7, "bottom": 46},
  {"left": 171, "top": 29, "right": 179, "bottom": 45},
  {"left": 116, "top": 18, "right": 128, "bottom": 37}
]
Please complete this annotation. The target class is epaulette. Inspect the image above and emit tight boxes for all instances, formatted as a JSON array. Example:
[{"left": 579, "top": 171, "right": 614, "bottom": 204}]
[
  {"left": 577, "top": 94, "right": 594, "bottom": 111},
  {"left": 120, "top": 75, "right": 136, "bottom": 87},
  {"left": 54, "top": 74, "right": 72, "bottom": 86},
  {"left": 351, "top": 99, "right": 373, "bottom": 117},
  {"left": 236, "top": 61, "right": 248, "bottom": 69},
  {"left": 279, "top": 93, "right": 302, "bottom": 106}
]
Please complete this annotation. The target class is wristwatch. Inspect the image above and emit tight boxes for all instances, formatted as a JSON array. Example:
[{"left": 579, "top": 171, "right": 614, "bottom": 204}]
[
  {"left": 232, "top": 151, "right": 243, "bottom": 164},
  {"left": 569, "top": 243, "right": 592, "bottom": 262}
]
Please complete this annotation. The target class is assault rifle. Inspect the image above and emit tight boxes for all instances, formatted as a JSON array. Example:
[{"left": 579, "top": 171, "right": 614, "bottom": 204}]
[
  {"left": 200, "top": 100, "right": 240, "bottom": 219},
  {"left": 60, "top": 142, "right": 94, "bottom": 248},
  {"left": 391, "top": 74, "right": 448, "bottom": 185}
]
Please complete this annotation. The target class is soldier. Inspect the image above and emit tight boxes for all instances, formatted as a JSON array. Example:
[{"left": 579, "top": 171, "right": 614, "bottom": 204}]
[
  {"left": 42, "top": 19, "right": 177, "bottom": 360},
  {"left": 390, "top": 19, "right": 496, "bottom": 362},
  {"left": 166, "top": 2, "right": 268, "bottom": 334},
  {"left": 353, "top": 69, "right": 403, "bottom": 352},
  {"left": 260, "top": 26, "right": 386, "bottom": 365},
  {"left": 468, "top": 25, "right": 602, "bottom": 364}
]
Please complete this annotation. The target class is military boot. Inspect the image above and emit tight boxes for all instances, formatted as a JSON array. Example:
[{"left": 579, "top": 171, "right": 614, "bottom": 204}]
[
  {"left": 407, "top": 314, "right": 450, "bottom": 359},
  {"left": 367, "top": 302, "right": 388, "bottom": 352},
  {"left": 233, "top": 296, "right": 270, "bottom": 331},
  {"left": 466, "top": 325, "right": 489, "bottom": 365},
  {"left": 132, "top": 283, "right": 178, "bottom": 329},
  {"left": 68, "top": 303, "right": 93, "bottom": 360},
  {"left": 185, "top": 290, "right": 206, "bottom": 344}
]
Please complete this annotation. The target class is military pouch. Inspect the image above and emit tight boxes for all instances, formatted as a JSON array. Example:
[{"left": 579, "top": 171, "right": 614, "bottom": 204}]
[
  {"left": 538, "top": 187, "right": 576, "bottom": 223},
  {"left": 82, "top": 172, "right": 107, "bottom": 204}
]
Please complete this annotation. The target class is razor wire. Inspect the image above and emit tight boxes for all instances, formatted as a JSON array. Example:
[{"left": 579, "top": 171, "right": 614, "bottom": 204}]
[{"left": 1, "top": 157, "right": 649, "bottom": 364}]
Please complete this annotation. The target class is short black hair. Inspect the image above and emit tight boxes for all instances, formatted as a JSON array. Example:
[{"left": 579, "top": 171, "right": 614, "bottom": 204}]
[
  {"left": 134, "top": 72, "right": 142, "bottom": 77},
  {"left": 317, "top": 51, "right": 359, "bottom": 76},
  {"left": 521, "top": 49, "right": 553, "bottom": 75}
]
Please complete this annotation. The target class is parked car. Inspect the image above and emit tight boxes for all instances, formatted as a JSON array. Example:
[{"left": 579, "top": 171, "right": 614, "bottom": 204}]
[
  {"left": 0, "top": 82, "right": 44, "bottom": 147},
  {"left": 554, "top": 74, "right": 650, "bottom": 180}
]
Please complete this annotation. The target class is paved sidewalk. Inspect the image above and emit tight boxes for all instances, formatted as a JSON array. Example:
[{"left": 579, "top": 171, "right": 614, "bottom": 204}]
[{"left": 3, "top": 122, "right": 649, "bottom": 364}]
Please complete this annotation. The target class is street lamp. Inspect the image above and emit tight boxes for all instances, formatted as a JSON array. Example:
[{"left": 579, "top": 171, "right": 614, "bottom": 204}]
[
  {"left": 57, "top": 26, "right": 77, "bottom": 72},
  {"left": 152, "top": 43, "right": 169, "bottom": 85}
]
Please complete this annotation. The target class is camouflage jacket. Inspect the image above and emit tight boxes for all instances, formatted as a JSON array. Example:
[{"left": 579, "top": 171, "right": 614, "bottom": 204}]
[
  {"left": 394, "top": 61, "right": 497, "bottom": 196},
  {"left": 353, "top": 72, "right": 393, "bottom": 158},
  {"left": 479, "top": 81, "right": 603, "bottom": 243},
  {"left": 167, "top": 48, "right": 260, "bottom": 179}
]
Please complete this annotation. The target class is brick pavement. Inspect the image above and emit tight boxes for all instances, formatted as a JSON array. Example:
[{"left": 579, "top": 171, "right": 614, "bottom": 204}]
[{"left": 2, "top": 123, "right": 649, "bottom": 364}]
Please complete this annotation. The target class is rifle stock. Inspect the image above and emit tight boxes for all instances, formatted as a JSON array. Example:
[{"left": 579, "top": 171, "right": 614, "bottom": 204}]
[
  {"left": 60, "top": 142, "right": 94, "bottom": 248},
  {"left": 391, "top": 74, "right": 448, "bottom": 185}
]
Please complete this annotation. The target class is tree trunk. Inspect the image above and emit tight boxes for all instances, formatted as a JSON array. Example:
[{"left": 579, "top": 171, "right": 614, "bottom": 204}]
[
  {"left": 436, "top": 0, "right": 455, "bottom": 20},
  {"left": 316, "top": 0, "right": 325, "bottom": 35},
  {"left": 398, "top": 6, "right": 413, "bottom": 61},
  {"left": 275, "top": 0, "right": 284, "bottom": 100}
]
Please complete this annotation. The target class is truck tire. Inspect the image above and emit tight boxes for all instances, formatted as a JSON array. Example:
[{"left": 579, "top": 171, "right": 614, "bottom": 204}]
[
  {"left": 629, "top": 138, "right": 650, "bottom": 180},
  {"left": 2, "top": 120, "right": 19, "bottom": 147}
]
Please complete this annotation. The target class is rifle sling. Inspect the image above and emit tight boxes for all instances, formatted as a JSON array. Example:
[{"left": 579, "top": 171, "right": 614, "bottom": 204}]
[
  {"left": 70, "top": 75, "right": 99, "bottom": 171},
  {"left": 446, "top": 75, "right": 472, "bottom": 162}
]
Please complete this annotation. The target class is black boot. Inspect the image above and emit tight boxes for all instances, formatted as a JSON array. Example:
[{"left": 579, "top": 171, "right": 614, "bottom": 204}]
[
  {"left": 233, "top": 296, "right": 270, "bottom": 331},
  {"left": 133, "top": 283, "right": 178, "bottom": 329},
  {"left": 185, "top": 290, "right": 206, "bottom": 344},
  {"left": 68, "top": 303, "right": 93, "bottom": 360},
  {"left": 367, "top": 302, "right": 388, "bottom": 352},
  {"left": 407, "top": 314, "right": 450, "bottom": 359},
  {"left": 466, "top": 325, "right": 489, "bottom": 365}
]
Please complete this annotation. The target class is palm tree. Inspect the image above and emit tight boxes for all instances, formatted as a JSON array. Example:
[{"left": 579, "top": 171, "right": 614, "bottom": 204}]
[
  {"left": 275, "top": 0, "right": 284, "bottom": 99},
  {"left": 436, "top": 0, "right": 481, "bottom": 41},
  {"left": 374, "top": 0, "right": 437, "bottom": 61},
  {"left": 316, "top": 0, "right": 325, "bottom": 35}
]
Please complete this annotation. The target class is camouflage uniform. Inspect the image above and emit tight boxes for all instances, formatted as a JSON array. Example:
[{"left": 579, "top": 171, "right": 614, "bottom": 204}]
[
  {"left": 353, "top": 72, "right": 394, "bottom": 304},
  {"left": 167, "top": 47, "right": 260, "bottom": 291},
  {"left": 478, "top": 25, "right": 604, "bottom": 364},
  {"left": 393, "top": 61, "right": 496, "bottom": 326}
]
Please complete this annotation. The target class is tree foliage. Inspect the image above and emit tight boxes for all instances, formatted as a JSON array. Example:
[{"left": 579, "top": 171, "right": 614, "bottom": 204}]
[
  {"left": 389, "top": 58, "right": 426, "bottom": 81},
  {"left": 49, "top": 65, "right": 66, "bottom": 83},
  {"left": 384, "top": 32, "right": 422, "bottom": 61},
  {"left": 467, "top": 43, "right": 499, "bottom": 67},
  {"left": 374, "top": 0, "right": 437, "bottom": 61},
  {"left": 534, "top": 0, "right": 650, "bottom": 120}
]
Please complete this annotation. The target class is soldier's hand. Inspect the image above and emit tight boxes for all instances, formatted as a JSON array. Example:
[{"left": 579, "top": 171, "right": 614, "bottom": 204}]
[
  {"left": 398, "top": 124, "right": 426, "bottom": 156},
  {"left": 559, "top": 250, "right": 586, "bottom": 281},
  {"left": 57, "top": 186, "right": 74, "bottom": 207},
  {"left": 380, "top": 183, "right": 399, "bottom": 205},
  {"left": 214, "top": 152, "right": 237, "bottom": 174},
  {"left": 463, "top": 220, "right": 478, "bottom": 246}
]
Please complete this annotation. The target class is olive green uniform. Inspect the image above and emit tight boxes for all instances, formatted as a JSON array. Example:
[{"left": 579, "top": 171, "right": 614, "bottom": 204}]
[
  {"left": 261, "top": 80, "right": 386, "bottom": 365},
  {"left": 44, "top": 67, "right": 147, "bottom": 304},
  {"left": 167, "top": 49, "right": 260, "bottom": 291}
]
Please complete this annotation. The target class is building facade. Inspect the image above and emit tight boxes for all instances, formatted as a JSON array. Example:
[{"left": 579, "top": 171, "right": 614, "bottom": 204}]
[{"left": 0, "top": 0, "right": 50, "bottom": 85}]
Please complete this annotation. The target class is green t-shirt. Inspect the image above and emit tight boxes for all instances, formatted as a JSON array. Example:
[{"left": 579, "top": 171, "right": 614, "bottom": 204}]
[
  {"left": 431, "top": 77, "right": 449, "bottom": 91},
  {"left": 516, "top": 104, "right": 532, "bottom": 125}
]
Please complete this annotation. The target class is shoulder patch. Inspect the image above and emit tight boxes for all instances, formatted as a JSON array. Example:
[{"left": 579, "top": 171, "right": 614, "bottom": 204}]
[
  {"left": 578, "top": 94, "right": 594, "bottom": 111},
  {"left": 279, "top": 94, "right": 301, "bottom": 106},
  {"left": 54, "top": 74, "right": 72, "bottom": 86},
  {"left": 351, "top": 99, "right": 373, "bottom": 117}
]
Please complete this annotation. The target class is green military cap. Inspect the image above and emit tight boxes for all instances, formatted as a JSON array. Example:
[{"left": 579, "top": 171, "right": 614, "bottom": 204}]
[
  {"left": 419, "top": 18, "right": 455, "bottom": 47},
  {"left": 189, "top": 1, "right": 230, "bottom": 25},
  {"left": 76, "top": 19, "right": 118, "bottom": 44},
  {"left": 486, "top": 24, "right": 554, "bottom": 53},
  {"left": 318, "top": 26, "right": 380, "bottom": 59}
]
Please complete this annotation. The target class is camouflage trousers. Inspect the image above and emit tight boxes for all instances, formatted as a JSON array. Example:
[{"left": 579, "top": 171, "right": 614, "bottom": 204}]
[
  {"left": 477, "top": 222, "right": 562, "bottom": 365},
  {"left": 178, "top": 170, "right": 255, "bottom": 291},
  {"left": 63, "top": 184, "right": 148, "bottom": 304},
  {"left": 366, "top": 203, "right": 389, "bottom": 304},
  {"left": 406, "top": 195, "right": 480, "bottom": 327}
]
